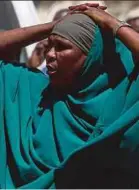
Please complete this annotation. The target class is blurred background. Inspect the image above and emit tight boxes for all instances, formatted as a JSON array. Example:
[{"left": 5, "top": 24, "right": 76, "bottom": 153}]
[
  {"left": 35, "top": 1, "right": 139, "bottom": 22},
  {"left": 0, "top": 0, "right": 139, "bottom": 63}
]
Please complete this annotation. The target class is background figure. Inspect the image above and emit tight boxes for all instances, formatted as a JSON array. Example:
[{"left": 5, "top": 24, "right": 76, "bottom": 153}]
[
  {"left": 52, "top": 8, "right": 68, "bottom": 21},
  {"left": 125, "top": 7, "right": 139, "bottom": 33},
  {"left": 36, "top": 1, "right": 105, "bottom": 23},
  {"left": 27, "top": 39, "right": 48, "bottom": 74},
  {"left": 27, "top": 8, "right": 68, "bottom": 74}
]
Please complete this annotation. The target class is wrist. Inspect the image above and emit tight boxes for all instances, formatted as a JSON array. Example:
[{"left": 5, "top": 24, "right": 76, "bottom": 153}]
[
  {"left": 110, "top": 20, "right": 132, "bottom": 36},
  {"left": 45, "top": 21, "right": 56, "bottom": 30},
  {"left": 43, "top": 21, "right": 56, "bottom": 37},
  {"left": 106, "top": 18, "right": 121, "bottom": 31}
]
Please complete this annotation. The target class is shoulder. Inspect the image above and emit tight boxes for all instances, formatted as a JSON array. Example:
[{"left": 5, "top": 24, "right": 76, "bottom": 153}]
[
  {"left": 0, "top": 60, "right": 49, "bottom": 102},
  {"left": 0, "top": 59, "right": 49, "bottom": 88}
]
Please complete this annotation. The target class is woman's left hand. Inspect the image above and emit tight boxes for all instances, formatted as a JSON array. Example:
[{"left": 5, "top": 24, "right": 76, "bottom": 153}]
[
  {"left": 69, "top": 3, "right": 107, "bottom": 12},
  {"left": 69, "top": 3, "right": 119, "bottom": 32}
]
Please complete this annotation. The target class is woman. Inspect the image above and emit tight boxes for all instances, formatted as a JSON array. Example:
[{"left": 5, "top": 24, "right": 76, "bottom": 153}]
[
  {"left": 0, "top": 3, "right": 138, "bottom": 189},
  {"left": 52, "top": 12, "right": 139, "bottom": 189}
]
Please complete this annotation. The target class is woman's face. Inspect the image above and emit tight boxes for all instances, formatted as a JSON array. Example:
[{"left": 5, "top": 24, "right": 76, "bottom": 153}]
[{"left": 45, "top": 34, "right": 86, "bottom": 90}]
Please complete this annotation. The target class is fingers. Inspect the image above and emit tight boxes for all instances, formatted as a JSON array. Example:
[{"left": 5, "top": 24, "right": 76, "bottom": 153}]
[
  {"left": 70, "top": 5, "right": 88, "bottom": 12},
  {"left": 86, "top": 3, "right": 107, "bottom": 9},
  {"left": 69, "top": 3, "right": 107, "bottom": 12},
  {"left": 69, "top": 3, "right": 99, "bottom": 10},
  {"left": 98, "top": 6, "right": 107, "bottom": 10}
]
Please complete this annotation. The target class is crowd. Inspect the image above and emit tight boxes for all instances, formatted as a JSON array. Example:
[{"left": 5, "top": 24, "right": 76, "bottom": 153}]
[{"left": 1, "top": 2, "right": 139, "bottom": 189}]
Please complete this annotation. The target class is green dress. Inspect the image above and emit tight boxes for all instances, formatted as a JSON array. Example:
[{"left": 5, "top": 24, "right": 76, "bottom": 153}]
[{"left": 0, "top": 27, "right": 138, "bottom": 188}]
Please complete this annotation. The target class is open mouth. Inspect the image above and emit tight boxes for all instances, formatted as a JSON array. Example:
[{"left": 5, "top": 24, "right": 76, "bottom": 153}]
[{"left": 46, "top": 64, "right": 57, "bottom": 75}]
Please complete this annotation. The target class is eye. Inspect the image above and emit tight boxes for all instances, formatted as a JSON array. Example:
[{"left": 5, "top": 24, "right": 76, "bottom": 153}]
[
  {"left": 45, "top": 43, "right": 53, "bottom": 54},
  {"left": 55, "top": 42, "right": 71, "bottom": 51},
  {"left": 55, "top": 44, "right": 65, "bottom": 51}
]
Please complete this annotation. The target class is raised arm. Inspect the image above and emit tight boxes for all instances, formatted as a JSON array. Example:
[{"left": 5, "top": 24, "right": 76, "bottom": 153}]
[
  {"left": 70, "top": 4, "right": 139, "bottom": 62},
  {"left": 0, "top": 3, "right": 108, "bottom": 62},
  {"left": 0, "top": 21, "right": 56, "bottom": 61}
]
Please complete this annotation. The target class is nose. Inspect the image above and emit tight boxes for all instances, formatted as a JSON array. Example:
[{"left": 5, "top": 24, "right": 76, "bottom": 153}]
[{"left": 46, "top": 47, "right": 56, "bottom": 63}]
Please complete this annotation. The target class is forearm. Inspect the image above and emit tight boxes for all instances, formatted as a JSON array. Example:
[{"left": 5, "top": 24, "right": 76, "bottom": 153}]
[
  {"left": 0, "top": 22, "right": 55, "bottom": 60},
  {"left": 108, "top": 19, "right": 139, "bottom": 56},
  {"left": 85, "top": 9, "right": 139, "bottom": 61}
]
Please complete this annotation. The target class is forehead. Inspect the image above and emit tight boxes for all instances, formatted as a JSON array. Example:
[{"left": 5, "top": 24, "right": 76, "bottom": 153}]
[
  {"left": 48, "top": 34, "right": 86, "bottom": 55},
  {"left": 48, "top": 34, "right": 73, "bottom": 45}
]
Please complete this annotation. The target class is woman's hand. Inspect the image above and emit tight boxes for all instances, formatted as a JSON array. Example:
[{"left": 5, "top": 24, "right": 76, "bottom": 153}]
[
  {"left": 69, "top": 3, "right": 139, "bottom": 64},
  {"left": 69, "top": 3, "right": 120, "bottom": 32},
  {"left": 69, "top": 3, "right": 107, "bottom": 11},
  {"left": 54, "top": 3, "right": 107, "bottom": 26}
]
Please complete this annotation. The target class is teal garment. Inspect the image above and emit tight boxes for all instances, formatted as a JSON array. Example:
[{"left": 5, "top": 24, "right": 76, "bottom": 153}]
[{"left": 0, "top": 27, "right": 138, "bottom": 189}]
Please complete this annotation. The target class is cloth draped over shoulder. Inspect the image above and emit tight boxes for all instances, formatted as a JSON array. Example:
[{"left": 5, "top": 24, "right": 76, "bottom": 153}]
[{"left": 0, "top": 26, "right": 139, "bottom": 188}]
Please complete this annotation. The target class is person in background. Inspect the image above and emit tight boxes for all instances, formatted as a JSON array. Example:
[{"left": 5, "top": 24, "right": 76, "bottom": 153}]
[
  {"left": 125, "top": 7, "right": 139, "bottom": 33},
  {"left": 52, "top": 8, "right": 69, "bottom": 21},
  {"left": 27, "top": 39, "right": 48, "bottom": 74}
]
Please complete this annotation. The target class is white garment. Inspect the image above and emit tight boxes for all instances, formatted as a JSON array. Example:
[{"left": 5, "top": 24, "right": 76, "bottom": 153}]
[
  {"left": 37, "top": 60, "right": 47, "bottom": 75},
  {"left": 11, "top": 1, "right": 40, "bottom": 58}
]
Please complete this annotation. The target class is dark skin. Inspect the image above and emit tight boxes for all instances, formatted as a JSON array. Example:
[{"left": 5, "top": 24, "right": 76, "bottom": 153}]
[
  {"left": 0, "top": 3, "right": 106, "bottom": 64},
  {"left": 0, "top": 21, "right": 57, "bottom": 62},
  {"left": 27, "top": 9, "right": 69, "bottom": 69},
  {"left": 27, "top": 40, "right": 48, "bottom": 68},
  {"left": 26, "top": 4, "right": 101, "bottom": 69},
  {"left": 45, "top": 34, "right": 86, "bottom": 91},
  {"left": 70, "top": 4, "right": 139, "bottom": 62}
]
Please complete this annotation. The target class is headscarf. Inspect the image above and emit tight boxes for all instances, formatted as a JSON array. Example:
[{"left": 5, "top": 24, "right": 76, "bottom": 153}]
[
  {"left": 51, "top": 14, "right": 96, "bottom": 55},
  {"left": 0, "top": 14, "right": 139, "bottom": 189}
]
